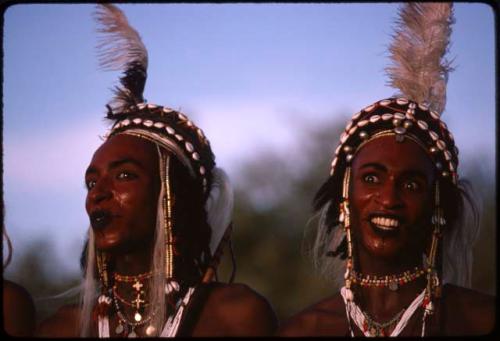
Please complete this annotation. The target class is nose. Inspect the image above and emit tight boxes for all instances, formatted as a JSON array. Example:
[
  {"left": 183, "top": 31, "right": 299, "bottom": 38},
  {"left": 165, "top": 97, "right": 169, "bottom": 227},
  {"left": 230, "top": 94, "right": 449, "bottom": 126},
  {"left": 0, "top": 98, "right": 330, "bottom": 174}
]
[{"left": 376, "top": 179, "right": 403, "bottom": 209}]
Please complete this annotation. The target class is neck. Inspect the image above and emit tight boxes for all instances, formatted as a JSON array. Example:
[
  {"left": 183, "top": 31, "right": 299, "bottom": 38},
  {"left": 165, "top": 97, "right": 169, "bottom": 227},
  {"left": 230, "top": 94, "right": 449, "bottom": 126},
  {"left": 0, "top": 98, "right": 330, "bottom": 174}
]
[
  {"left": 108, "top": 243, "right": 154, "bottom": 276},
  {"left": 352, "top": 246, "right": 426, "bottom": 320}
]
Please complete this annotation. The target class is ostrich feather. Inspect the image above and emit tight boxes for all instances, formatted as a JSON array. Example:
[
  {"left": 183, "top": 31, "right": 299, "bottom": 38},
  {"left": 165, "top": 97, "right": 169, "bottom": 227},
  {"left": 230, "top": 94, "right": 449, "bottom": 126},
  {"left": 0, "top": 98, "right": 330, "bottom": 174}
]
[
  {"left": 94, "top": 4, "right": 148, "bottom": 114},
  {"left": 385, "top": 3, "right": 455, "bottom": 115}
]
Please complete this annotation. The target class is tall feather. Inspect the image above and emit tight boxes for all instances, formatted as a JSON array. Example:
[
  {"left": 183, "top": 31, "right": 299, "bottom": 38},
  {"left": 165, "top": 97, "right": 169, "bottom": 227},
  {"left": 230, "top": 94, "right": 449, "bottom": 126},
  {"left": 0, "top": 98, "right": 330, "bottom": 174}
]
[
  {"left": 385, "top": 3, "right": 455, "bottom": 115},
  {"left": 94, "top": 4, "right": 148, "bottom": 114}
]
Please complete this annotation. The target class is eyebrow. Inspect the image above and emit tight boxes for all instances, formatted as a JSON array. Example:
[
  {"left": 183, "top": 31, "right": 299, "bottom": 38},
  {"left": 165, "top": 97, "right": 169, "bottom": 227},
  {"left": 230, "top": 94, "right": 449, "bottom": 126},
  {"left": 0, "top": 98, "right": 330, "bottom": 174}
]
[
  {"left": 359, "top": 163, "right": 387, "bottom": 172},
  {"left": 360, "top": 163, "right": 429, "bottom": 180},
  {"left": 85, "top": 158, "right": 144, "bottom": 177}
]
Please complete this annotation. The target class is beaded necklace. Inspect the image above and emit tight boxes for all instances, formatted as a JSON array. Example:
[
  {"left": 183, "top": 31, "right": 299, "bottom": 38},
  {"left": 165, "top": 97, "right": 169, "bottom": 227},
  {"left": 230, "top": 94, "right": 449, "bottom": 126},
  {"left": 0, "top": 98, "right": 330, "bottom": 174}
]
[{"left": 350, "top": 266, "right": 428, "bottom": 291}]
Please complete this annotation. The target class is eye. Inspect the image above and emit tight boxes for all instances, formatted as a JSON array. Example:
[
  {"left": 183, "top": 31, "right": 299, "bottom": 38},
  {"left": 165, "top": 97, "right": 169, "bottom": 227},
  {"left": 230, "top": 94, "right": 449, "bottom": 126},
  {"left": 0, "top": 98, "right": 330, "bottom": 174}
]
[
  {"left": 363, "top": 174, "right": 379, "bottom": 184},
  {"left": 86, "top": 180, "right": 96, "bottom": 190},
  {"left": 117, "top": 171, "right": 136, "bottom": 180},
  {"left": 403, "top": 181, "right": 419, "bottom": 191}
]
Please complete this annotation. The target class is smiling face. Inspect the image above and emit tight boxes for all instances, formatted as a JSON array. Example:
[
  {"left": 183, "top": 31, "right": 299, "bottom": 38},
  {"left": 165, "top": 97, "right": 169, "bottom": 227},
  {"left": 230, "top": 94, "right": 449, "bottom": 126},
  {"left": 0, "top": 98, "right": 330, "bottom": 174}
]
[
  {"left": 349, "top": 135, "right": 436, "bottom": 262},
  {"left": 85, "top": 134, "right": 160, "bottom": 253}
]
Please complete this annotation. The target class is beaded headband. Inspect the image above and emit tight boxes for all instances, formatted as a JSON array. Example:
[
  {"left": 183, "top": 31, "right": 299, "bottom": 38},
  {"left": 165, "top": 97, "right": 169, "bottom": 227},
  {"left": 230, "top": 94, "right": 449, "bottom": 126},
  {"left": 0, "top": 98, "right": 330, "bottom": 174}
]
[
  {"left": 329, "top": 97, "right": 459, "bottom": 185},
  {"left": 106, "top": 103, "right": 215, "bottom": 194}
]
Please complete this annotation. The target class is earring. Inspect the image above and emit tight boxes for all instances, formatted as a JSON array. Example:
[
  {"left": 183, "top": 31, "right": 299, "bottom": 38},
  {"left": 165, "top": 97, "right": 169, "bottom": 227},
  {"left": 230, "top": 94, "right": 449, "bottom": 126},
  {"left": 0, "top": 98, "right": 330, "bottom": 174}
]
[
  {"left": 342, "top": 167, "right": 354, "bottom": 301},
  {"left": 95, "top": 251, "right": 112, "bottom": 321}
]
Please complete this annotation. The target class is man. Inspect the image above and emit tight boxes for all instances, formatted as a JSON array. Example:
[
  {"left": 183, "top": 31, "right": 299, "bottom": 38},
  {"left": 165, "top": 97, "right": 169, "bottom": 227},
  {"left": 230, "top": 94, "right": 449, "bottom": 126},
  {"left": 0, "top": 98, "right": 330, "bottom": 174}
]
[
  {"left": 278, "top": 3, "right": 494, "bottom": 336},
  {"left": 37, "top": 4, "right": 277, "bottom": 337}
]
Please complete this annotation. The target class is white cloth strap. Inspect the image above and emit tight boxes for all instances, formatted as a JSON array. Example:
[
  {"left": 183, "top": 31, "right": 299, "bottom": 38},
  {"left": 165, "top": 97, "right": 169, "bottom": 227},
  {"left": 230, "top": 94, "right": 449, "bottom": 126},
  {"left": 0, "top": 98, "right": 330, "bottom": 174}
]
[{"left": 340, "top": 286, "right": 426, "bottom": 337}]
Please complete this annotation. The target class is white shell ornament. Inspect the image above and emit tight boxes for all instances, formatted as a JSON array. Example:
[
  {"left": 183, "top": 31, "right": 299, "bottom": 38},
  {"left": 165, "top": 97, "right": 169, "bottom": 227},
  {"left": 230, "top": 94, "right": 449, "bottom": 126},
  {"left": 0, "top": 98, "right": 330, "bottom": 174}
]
[
  {"left": 200, "top": 166, "right": 206, "bottom": 175},
  {"left": 357, "top": 120, "right": 369, "bottom": 127},
  {"left": 132, "top": 118, "right": 142, "bottom": 124},
  {"left": 417, "top": 120, "right": 428, "bottom": 130},
  {"left": 192, "top": 152, "right": 200, "bottom": 160},
  {"left": 430, "top": 110, "right": 440, "bottom": 119},
  {"left": 122, "top": 119, "right": 131, "bottom": 126},
  {"left": 429, "top": 131, "right": 439, "bottom": 141},
  {"left": 394, "top": 113, "right": 405, "bottom": 120},
  {"left": 352, "top": 111, "right": 362, "bottom": 120},
  {"left": 154, "top": 122, "right": 165, "bottom": 129},
  {"left": 185, "top": 142, "right": 194, "bottom": 152},
  {"left": 166, "top": 126, "right": 175, "bottom": 135},
  {"left": 396, "top": 98, "right": 409, "bottom": 105},
  {"left": 147, "top": 103, "right": 156, "bottom": 109},
  {"left": 175, "top": 134, "right": 183, "bottom": 141},
  {"left": 335, "top": 144, "right": 342, "bottom": 155},
  {"left": 340, "top": 132, "right": 349, "bottom": 144},
  {"left": 394, "top": 126, "right": 406, "bottom": 135},
  {"left": 419, "top": 103, "right": 429, "bottom": 111},
  {"left": 163, "top": 107, "right": 174, "bottom": 113},
  {"left": 143, "top": 120, "right": 153, "bottom": 127},
  {"left": 382, "top": 113, "right": 393, "bottom": 121},
  {"left": 379, "top": 99, "right": 392, "bottom": 106},
  {"left": 137, "top": 103, "right": 147, "bottom": 110},
  {"left": 436, "top": 140, "right": 446, "bottom": 150},
  {"left": 444, "top": 150, "right": 452, "bottom": 161},
  {"left": 363, "top": 104, "right": 376, "bottom": 113},
  {"left": 369, "top": 115, "right": 381, "bottom": 123}
]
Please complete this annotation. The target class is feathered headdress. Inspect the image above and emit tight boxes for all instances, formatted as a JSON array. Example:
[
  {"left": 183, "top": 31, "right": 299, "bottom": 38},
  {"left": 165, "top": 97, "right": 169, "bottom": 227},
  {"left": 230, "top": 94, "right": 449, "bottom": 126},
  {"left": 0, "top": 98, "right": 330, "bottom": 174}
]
[
  {"left": 94, "top": 3, "right": 148, "bottom": 114},
  {"left": 386, "top": 3, "right": 455, "bottom": 115}
]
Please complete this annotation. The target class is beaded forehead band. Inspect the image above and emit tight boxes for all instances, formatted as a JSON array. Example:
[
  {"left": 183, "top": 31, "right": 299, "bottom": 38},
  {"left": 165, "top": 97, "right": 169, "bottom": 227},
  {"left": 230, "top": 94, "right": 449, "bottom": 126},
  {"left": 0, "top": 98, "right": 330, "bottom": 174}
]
[
  {"left": 329, "top": 97, "right": 459, "bottom": 185},
  {"left": 107, "top": 103, "right": 213, "bottom": 194}
]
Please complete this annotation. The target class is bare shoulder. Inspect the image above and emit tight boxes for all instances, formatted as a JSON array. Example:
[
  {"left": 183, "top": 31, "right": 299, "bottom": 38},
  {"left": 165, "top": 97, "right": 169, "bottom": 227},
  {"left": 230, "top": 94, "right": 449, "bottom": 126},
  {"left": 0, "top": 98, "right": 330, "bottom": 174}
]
[
  {"left": 277, "top": 293, "right": 348, "bottom": 336},
  {"left": 192, "top": 282, "right": 278, "bottom": 336},
  {"left": 441, "top": 284, "right": 495, "bottom": 336},
  {"left": 36, "top": 303, "right": 81, "bottom": 337},
  {"left": 3, "top": 280, "right": 36, "bottom": 336}
]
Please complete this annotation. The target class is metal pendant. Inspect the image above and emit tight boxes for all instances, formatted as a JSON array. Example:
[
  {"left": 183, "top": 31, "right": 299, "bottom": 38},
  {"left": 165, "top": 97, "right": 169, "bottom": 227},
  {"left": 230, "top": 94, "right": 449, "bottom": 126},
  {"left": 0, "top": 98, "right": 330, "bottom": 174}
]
[
  {"left": 128, "top": 330, "right": 137, "bottom": 338},
  {"left": 134, "top": 312, "right": 142, "bottom": 322},
  {"left": 389, "top": 281, "right": 399, "bottom": 291},
  {"left": 145, "top": 325, "right": 156, "bottom": 336},
  {"left": 115, "top": 323, "right": 124, "bottom": 334}
]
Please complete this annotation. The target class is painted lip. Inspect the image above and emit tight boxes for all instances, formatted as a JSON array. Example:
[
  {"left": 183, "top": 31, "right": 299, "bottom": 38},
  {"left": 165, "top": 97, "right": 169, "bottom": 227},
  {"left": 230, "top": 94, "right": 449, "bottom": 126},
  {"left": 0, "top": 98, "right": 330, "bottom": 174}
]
[
  {"left": 90, "top": 209, "right": 113, "bottom": 230},
  {"left": 368, "top": 213, "right": 403, "bottom": 234}
]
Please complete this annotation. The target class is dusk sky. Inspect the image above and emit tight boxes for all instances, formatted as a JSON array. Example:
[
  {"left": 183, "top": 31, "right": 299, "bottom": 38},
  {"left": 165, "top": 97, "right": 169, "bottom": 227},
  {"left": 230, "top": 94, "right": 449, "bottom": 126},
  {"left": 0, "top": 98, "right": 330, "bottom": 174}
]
[{"left": 3, "top": 3, "right": 495, "bottom": 277}]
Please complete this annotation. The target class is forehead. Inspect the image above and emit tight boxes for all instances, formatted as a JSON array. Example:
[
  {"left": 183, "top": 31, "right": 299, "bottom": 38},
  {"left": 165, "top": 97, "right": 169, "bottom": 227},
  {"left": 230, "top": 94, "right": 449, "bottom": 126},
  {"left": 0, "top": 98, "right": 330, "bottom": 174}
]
[
  {"left": 89, "top": 134, "right": 159, "bottom": 169},
  {"left": 352, "top": 135, "right": 435, "bottom": 177}
]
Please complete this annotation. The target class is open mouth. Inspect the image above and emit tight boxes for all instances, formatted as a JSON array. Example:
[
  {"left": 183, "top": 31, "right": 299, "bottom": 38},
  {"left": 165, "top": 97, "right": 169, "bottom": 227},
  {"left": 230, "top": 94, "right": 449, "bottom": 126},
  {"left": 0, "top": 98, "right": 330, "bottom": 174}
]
[
  {"left": 369, "top": 215, "right": 401, "bottom": 235},
  {"left": 90, "top": 210, "right": 112, "bottom": 230}
]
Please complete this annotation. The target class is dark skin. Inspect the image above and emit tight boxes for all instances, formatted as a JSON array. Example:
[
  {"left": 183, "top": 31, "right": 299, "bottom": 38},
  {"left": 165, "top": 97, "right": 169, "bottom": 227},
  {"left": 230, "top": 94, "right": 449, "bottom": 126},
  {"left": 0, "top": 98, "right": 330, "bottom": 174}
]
[
  {"left": 278, "top": 135, "right": 494, "bottom": 336},
  {"left": 3, "top": 279, "right": 36, "bottom": 336},
  {"left": 37, "top": 134, "right": 278, "bottom": 337}
]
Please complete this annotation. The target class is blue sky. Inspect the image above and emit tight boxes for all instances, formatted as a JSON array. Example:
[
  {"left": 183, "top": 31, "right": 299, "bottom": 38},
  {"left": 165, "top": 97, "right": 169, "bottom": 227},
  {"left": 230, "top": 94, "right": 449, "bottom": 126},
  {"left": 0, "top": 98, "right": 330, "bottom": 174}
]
[{"left": 3, "top": 3, "right": 495, "bottom": 277}]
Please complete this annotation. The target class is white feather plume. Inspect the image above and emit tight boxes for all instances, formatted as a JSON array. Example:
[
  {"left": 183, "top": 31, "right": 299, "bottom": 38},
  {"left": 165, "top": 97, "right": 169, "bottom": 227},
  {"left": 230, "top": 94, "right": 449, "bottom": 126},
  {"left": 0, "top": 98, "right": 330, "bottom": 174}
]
[
  {"left": 94, "top": 4, "right": 149, "bottom": 112},
  {"left": 386, "top": 3, "right": 455, "bottom": 115},
  {"left": 94, "top": 3, "right": 148, "bottom": 72}
]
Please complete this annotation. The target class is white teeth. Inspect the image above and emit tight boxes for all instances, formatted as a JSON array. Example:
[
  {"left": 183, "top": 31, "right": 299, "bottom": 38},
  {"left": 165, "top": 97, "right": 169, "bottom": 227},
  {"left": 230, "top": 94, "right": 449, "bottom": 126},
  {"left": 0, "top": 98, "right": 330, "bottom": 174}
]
[{"left": 370, "top": 216, "right": 399, "bottom": 229}]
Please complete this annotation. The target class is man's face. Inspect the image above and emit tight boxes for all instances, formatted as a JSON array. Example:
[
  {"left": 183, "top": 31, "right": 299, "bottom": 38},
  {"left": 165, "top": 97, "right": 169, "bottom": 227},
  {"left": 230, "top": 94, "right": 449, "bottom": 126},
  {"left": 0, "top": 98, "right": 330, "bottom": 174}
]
[
  {"left": 349, "top": 135, "right": 436, "bottom": 261},
  {"left": 84, "top": 134, "right": 160, "bottom": 253}
]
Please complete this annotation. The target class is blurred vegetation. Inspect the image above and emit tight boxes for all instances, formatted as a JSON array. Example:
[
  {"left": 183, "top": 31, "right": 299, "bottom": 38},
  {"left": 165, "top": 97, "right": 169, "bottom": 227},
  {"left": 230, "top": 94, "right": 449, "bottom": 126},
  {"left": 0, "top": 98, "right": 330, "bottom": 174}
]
[{"left": 3, "top": 119, "right": 496, "bottom": 326}]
